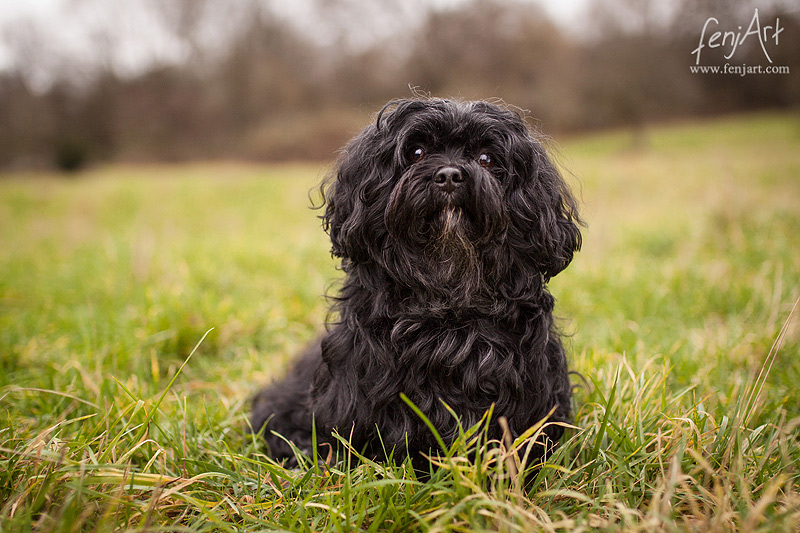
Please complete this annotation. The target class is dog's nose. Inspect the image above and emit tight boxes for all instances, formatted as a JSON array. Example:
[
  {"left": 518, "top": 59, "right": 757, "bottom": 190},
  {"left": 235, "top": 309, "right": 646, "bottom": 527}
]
[{"left": 433, "top": 167, "right": 464, "bottom": 193}]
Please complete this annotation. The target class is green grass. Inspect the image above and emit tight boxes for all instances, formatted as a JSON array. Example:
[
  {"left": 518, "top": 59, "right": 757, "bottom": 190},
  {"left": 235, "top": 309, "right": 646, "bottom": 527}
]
[{"left": 1, "top": 113, "right": 799, "bottom": 531}]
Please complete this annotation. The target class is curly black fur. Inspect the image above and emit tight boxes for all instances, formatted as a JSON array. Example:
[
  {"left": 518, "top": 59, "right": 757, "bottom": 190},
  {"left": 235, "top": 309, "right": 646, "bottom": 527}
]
[{"left": 251, "top": 98, "right": 581, "bottom": 466}]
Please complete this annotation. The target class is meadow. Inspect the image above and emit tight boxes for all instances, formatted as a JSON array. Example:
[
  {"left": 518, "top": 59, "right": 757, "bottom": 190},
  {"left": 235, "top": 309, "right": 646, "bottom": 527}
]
[{"left": 0, "top": 112, "right": 798, "bottom": 531}]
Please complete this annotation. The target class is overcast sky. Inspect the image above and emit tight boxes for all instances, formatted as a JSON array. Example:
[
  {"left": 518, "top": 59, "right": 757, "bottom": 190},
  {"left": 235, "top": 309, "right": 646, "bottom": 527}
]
[
  {"left": 0, "top": 0, "right": 591, "bottom": 77},
  {"left": 0, "top": 0, "right": 589, "bottom": 24}
]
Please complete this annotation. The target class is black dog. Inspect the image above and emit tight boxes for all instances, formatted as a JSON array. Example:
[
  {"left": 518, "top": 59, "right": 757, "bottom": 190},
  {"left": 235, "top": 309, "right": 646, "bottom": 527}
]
[{"left": 251, "top": 98, "right": 581, "bottom": 467}]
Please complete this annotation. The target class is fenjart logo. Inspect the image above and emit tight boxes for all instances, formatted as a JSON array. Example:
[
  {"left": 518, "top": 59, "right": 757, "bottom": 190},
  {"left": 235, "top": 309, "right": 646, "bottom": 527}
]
[{"left": 690, "top": 8, "right": 789, "bottom": 76}]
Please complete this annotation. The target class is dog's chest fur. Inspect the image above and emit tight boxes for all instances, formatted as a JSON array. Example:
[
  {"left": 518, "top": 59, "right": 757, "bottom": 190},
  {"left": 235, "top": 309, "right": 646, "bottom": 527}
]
[{"left": 310, "top": 275, "right": 561, "bottom": 456}]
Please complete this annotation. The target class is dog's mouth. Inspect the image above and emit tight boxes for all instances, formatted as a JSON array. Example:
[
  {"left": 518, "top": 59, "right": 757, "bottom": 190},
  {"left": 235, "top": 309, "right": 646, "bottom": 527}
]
[
  {"left": 440, "top": 205, "right": 462, "bottom": 230},
  {"left": 429, "top": 204, "right": 478, "bottom": 254},
  {"left": 434, "top": 202, "right": 464, "bottom": 229},
  {"left": 422, "top": 205, "right": 481, "bottom": 291}
]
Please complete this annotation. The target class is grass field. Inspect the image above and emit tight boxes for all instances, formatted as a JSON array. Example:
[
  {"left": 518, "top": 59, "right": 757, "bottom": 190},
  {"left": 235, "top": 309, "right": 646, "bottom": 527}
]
[{"left": 1, "top": 112, "right": 799, "bottom": 531}]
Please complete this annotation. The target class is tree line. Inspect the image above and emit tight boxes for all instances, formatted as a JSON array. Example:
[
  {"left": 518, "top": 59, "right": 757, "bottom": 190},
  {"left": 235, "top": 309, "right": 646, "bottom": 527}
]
[{"left": 0, "top": 0, "right": 797, "bottom": 170}]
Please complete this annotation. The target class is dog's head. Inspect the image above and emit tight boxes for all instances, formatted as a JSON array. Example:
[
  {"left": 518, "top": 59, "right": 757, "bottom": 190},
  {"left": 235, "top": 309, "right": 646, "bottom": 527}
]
[{"left": 322, "top": 98, "right": 581, "bottom": 298}]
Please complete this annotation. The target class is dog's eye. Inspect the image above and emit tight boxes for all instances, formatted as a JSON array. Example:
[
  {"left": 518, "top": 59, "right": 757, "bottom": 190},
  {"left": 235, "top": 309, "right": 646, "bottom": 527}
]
[
  {"left": 478, "top": 153, "right": 493, "bottom": 168},
  {"left": 409, "top": 146, "right": 425, "bottom": 163}
]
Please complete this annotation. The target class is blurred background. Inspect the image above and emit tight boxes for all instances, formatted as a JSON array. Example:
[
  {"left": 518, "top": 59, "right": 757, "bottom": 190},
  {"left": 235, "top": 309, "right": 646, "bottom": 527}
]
[{"left": 0, "top": 0, "right": 798, "bottom": 171}]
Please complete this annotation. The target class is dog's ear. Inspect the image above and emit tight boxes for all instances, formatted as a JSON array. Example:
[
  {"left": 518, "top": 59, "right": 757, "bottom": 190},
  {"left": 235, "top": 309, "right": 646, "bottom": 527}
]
[
  {"left": 321, "top": 127, "right": 380, "bottom": 262},
  {"left": 320, "top": 108, "right": 395, "bottom": 262},
  {"left": 506, "top": 132, "right": 582, "bottom": 280},
  {"left": 321, "top": 99, "right": 431, "bottom": 262}
]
